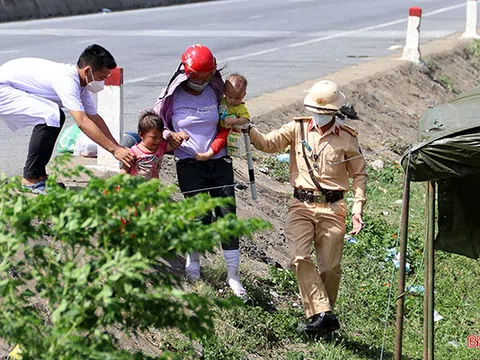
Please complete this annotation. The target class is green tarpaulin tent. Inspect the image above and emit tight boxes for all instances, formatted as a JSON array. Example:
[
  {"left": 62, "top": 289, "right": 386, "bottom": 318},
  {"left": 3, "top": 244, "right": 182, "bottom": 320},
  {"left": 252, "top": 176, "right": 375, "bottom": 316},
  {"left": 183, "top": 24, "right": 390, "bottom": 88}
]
[
  {"left": 401, "top": 85, "right": 480, "bottom": 259},
  {"left": 395, "top": 85, "right": 480, "bottom": 360}
]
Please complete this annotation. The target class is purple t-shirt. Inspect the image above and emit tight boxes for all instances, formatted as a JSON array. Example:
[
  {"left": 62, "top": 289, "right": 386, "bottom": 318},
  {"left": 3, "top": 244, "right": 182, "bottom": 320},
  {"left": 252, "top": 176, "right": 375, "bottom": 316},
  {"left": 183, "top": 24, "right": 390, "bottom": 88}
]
[{"left": 171, "top": 85, "right": 227, "bottom": 160}]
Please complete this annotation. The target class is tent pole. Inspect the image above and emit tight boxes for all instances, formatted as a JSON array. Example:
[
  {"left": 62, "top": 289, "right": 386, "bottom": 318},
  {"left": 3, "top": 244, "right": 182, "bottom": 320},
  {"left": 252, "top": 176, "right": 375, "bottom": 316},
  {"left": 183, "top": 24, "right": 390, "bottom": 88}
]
[
  {"left": 423, "top": 183, "right": 429, "bottom": 360},
  {"left": 427, "top": 181, "right": 435, "bottom": 359},
  {"left": 394, "top": 177, "right": 411, "bottom": 360},
  {"left": 424, "top": 182, "right": 435, "bottom": 360}
]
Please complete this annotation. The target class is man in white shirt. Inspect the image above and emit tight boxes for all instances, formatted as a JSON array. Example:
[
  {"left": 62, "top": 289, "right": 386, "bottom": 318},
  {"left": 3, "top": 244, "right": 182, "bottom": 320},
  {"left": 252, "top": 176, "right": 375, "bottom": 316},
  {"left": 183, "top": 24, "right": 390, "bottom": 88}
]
[{"left": 0, "top": 44, "right": 133, "bottom": 194}]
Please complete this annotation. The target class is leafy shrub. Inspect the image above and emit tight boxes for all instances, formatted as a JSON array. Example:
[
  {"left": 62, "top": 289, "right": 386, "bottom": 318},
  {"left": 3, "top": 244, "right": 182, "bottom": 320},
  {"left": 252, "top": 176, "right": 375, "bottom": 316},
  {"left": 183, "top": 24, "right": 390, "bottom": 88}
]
[{"left": 0, "top": 161, "right": 269, "bottom": 359}]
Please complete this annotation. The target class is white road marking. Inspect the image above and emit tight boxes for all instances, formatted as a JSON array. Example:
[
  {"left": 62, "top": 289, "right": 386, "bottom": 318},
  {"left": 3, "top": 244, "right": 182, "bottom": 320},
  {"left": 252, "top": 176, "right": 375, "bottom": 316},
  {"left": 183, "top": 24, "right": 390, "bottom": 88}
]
[
  {"left": 228, "top": 3, "right": 464, "bottom": 61},
  {"left": 287, "top": 3, "right": 465, "bottom": 48},
  {"left": 76, "top": 39, "right": 100, "bottom": 44},
  {"left": 0, "top": 50, "right": 20, "bottom": 54},
  {"left": 225, "top": 48, "right": 279, "bottom": 61},
  {"left": 0, "top": 29, "right": 291, "bottom": 38},
  {"left": 422, "top": 3, "right": 465, "bottom": 17},
  {"left": 388, "top": 45, "right": 403, "bottom": 51},
  {"left": 248, "top": 15, "right": 264, "bottom": 20},
  {"left": 0, "top": 0, "right": 251, "bottom": 27},
  {"left": 307, "top": 30, "right": 453, "bottom": 39},
  {"left": 126, "top": 73, "right": 170, "bottom": 84},
  {"left": 0, "top": 29, "right": 455, "bottom": 39}
]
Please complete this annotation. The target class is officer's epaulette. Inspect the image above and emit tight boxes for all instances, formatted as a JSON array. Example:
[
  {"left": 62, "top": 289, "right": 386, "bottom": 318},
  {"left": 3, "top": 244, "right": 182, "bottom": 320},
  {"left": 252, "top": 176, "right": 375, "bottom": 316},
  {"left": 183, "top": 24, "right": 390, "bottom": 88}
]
[
  {"left": 294, "top": 116, "right": 313, "bottom": 122},
  {"left": 340, "top": 124, "right": 358, "bottom": 137}
]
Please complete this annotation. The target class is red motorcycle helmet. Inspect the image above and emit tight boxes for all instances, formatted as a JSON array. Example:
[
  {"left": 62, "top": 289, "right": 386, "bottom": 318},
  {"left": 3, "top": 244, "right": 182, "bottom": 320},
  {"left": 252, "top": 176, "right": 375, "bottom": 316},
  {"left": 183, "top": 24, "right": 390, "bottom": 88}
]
[{"left": 181, "top": 44, "right": 216, "bottom": 80}]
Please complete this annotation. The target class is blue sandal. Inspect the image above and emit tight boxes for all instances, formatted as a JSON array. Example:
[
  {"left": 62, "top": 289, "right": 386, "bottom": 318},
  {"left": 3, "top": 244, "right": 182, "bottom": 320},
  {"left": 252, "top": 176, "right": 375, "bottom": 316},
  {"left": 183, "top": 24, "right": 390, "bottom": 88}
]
[{"left": 22, "top": 179, "right": 47, "bottom": 195}]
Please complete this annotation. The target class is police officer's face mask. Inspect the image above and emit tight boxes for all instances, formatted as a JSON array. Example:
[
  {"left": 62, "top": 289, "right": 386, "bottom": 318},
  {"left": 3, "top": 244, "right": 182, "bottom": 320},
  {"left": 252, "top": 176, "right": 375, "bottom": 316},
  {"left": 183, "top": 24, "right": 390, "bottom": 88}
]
[
  {"left": 86, "top": 68, "right": 105, "bottom": 93},
  {"left": 312, "top": 113, "right": 335, "bottom": 127}
]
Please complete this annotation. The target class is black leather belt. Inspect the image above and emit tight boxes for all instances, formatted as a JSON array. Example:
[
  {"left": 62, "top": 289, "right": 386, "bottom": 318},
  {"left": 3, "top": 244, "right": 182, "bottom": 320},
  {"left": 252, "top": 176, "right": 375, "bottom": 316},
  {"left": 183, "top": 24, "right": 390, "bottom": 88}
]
[{"left": 293, "top": 188, "right": 344, "bottom": 204}]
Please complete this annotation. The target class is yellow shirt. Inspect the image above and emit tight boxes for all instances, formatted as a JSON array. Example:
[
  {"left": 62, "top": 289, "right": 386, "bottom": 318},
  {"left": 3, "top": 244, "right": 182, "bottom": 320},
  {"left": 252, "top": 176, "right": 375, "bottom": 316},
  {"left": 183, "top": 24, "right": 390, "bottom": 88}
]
[
  {"left": 219, "top": 97, "right": 250, "bottom": 128},
  {"left": 249, "top": 117, "right": 368, "bottom": 214}
]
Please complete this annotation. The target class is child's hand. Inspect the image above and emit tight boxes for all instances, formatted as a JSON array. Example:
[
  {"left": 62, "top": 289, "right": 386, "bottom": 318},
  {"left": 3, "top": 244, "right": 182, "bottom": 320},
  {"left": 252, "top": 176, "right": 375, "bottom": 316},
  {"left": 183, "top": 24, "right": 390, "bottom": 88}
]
[
  {"left": 178, "top": 131, "right": 190, "bottom": 141},
  {"left": 194, "top": 150, "right": 214, "bottom": 161},
  {"left": 225, "top": 117, "right": 250, "bottom": 129},
  {"left": 168, "top": 131, "right": 190, "bottom": 148}
]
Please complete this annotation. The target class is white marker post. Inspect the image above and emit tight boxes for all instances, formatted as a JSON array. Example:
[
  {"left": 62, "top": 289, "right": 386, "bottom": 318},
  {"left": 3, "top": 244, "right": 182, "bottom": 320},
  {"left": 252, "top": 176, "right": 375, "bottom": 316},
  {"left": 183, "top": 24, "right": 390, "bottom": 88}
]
[
  {"left": 462, "top": 0, "right": 480, "bottom": 39},
  {"left": 401, "top": 7, "right": 422, "bottom": 64},
  {"left": 96, "top": 67, "right": 124, "bottom": 172}
]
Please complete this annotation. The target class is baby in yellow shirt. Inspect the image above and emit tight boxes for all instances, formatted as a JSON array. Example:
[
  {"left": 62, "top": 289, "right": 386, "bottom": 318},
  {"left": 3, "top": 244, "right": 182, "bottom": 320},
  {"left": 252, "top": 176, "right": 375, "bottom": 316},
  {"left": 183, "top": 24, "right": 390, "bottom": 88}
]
[{"left": 194, "top": 73, "right": 250, "bottom": 160}]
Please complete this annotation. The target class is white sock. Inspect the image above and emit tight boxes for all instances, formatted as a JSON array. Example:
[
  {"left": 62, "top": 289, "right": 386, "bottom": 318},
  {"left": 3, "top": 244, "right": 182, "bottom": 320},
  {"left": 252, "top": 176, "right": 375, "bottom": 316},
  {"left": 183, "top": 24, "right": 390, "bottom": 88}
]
[
  {"left": 223, "top": 249, "right": 246, "bottom": 297},
  {"left": 185, "top": 252, "right": 200, "bottom": 280}
]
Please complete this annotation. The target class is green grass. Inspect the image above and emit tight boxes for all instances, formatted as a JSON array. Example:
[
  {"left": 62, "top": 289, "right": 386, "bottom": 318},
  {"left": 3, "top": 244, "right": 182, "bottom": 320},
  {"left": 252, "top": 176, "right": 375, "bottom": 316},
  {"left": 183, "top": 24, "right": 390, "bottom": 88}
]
[
  {"left": 260, "top": 151, "right": 290, "bottom": 183},
  {"left": 465, "top": 39, "right": 480, "bottom": 58},
  {"left": 180, "top": 161, "right": 480, "bottom": 359},
  {"left": 422, "top": 59, "right": 459, "bottom": 94},
  {"left": 438, "top": 75, "right": 459, "bottom": 94}
]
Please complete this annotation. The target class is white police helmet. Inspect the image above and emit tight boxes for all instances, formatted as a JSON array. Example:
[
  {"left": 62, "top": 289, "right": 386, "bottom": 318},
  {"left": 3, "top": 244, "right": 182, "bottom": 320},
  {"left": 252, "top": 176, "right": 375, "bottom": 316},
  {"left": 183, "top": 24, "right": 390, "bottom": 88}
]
[{"left": 304, "top": 80, "right": 346, "bottom": 114}]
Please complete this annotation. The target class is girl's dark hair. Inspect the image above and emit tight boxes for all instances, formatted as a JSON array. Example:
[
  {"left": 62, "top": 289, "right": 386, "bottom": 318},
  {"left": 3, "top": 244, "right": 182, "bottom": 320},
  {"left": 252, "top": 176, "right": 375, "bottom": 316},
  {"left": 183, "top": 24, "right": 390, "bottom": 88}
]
[
  {"left": 138, "top": 109, "right": 164, "bottom": 134},
  {"left": 77, "top": 44, "right": 117, "bottom": 72}
]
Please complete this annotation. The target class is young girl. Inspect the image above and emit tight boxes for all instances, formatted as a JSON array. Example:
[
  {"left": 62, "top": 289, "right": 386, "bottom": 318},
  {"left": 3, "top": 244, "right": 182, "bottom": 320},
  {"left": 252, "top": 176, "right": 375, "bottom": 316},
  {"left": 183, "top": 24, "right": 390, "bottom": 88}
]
[{"left": 121, "top": 110, "right": 172, "bottom": 180}]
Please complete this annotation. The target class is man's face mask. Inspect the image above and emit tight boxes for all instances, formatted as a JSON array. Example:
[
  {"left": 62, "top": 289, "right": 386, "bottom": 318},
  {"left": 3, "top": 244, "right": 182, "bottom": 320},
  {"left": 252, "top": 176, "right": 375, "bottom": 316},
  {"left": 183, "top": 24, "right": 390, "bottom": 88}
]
[
  {"left": 312, "top": 113, "right": 335, "bottom": 127},
  {"left": 86, "top": 68, "right": 105, "bottom": 93},
  {"left": 187, "top": 79, "right": 210, "bottom": 92}
]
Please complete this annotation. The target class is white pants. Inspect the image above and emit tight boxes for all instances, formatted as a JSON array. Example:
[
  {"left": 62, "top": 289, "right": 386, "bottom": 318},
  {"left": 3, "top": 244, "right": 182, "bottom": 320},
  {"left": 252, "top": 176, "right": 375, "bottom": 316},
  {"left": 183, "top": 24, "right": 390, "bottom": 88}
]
[{"left": 0, "top": 84, "right": 61, "bottom": 131}]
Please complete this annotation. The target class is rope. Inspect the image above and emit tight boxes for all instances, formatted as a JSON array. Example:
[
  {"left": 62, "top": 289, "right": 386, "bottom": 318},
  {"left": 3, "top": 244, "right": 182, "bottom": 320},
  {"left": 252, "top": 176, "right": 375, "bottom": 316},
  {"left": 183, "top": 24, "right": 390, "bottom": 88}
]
[
  {"left": 180, "top": 182, "right": 243, "bottom": 196},
  {"left": 176, "top": 151, "right": 368, "bottom": 196}
]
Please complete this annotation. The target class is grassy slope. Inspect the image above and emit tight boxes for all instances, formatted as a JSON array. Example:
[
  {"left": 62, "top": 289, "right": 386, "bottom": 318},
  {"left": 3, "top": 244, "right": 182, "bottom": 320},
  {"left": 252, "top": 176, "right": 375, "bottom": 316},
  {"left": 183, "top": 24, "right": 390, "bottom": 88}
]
[{"left": 160, "top": 161, "right": 480, "bottom": 360}]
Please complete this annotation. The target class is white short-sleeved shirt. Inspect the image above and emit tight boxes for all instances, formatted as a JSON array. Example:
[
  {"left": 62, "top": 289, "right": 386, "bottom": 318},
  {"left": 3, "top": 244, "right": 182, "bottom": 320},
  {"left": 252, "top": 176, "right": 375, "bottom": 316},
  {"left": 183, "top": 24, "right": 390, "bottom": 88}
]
[{"left": 0, "top": 58, "right": 97, "bottom": 129}]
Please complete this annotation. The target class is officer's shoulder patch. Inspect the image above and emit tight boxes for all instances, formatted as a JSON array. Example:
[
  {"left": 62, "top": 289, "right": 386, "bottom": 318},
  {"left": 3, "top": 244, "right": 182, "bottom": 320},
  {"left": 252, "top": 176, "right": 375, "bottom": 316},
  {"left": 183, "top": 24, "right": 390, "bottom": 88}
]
[
  {"left": 340, "top": 124, "right": 358, "bottom": 137},
  {"left": 294, "top": 116, "right": 312, "bottom": 122}
]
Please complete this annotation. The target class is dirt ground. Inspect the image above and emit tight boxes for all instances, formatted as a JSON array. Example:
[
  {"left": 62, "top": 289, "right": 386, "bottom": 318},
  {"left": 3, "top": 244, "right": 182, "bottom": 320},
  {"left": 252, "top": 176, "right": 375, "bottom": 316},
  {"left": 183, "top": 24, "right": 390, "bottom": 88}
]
[{"left": 4, "top": 33, "right": 480, "bottom": 358}]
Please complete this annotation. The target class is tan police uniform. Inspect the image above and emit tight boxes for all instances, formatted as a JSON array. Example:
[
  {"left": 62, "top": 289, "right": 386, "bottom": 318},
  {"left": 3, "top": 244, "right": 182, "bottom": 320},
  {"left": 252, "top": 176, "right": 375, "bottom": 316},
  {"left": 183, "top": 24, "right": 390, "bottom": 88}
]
[{"left": 249, "top": 117, "right": 367, "bottom": 318}]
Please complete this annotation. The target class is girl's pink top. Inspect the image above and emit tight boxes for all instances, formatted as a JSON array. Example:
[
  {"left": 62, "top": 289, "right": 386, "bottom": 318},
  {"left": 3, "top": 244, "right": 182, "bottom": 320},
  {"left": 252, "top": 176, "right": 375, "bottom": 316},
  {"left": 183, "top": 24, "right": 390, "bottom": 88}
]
[{"left": 129, "top": 142, "right": 167, "bottom": 180}]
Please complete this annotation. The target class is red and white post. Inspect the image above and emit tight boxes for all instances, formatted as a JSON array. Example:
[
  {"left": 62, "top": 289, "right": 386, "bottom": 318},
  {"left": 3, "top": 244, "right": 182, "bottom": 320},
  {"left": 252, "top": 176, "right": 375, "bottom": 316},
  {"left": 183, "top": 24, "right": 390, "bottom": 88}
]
[
  {"left": 401, "top": 7, "right": 422, "bottom": 64},
  {"left": 462, "top": 0, "right": 480, "bottom": 39},
  {"left": 96, "top": 67, "right": 124, "bottom": 172}
]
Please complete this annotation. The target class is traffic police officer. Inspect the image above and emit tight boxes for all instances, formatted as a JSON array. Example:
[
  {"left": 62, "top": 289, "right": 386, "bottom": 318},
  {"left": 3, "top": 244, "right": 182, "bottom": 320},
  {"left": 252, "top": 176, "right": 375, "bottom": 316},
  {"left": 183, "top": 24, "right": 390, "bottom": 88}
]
[{"left": 247, "top": 80, "right": 367, "bottom": 333}]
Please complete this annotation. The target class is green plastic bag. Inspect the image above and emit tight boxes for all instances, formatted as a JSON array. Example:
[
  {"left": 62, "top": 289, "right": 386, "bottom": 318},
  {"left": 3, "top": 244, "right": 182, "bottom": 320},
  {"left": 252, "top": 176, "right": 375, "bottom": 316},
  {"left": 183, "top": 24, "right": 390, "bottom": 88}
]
[{"left": 57, "top": 124, "right": 81, "bottom": 153}]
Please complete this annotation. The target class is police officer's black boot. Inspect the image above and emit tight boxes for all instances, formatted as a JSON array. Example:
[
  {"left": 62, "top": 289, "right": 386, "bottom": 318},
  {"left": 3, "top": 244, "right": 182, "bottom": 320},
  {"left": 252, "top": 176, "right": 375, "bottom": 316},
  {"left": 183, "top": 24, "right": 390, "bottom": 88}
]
[{"left": 304, "top": 312, "right": 340, "bottom": 333}]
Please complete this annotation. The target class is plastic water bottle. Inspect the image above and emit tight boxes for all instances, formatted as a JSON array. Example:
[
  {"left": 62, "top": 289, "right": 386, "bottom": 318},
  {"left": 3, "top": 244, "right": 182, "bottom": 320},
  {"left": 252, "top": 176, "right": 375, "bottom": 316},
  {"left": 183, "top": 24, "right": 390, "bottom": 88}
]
[{"left": 277, "top": 154, "right": 290, "bottom": 163}]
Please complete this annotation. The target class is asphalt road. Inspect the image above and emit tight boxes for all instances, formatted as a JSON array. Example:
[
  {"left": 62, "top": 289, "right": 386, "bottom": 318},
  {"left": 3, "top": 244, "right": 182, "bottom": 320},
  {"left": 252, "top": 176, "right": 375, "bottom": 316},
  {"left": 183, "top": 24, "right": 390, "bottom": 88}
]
[{"left": 0, "top": 0, "right": 473, "bottom": 176}]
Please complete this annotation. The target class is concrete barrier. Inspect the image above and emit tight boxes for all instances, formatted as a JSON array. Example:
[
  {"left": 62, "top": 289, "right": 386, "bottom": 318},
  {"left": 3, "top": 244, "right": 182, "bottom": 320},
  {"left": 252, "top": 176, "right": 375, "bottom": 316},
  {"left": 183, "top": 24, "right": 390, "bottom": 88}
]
[
  {"left": 401, "top": 6, "right": 422, "bottom": 64},
  {"left": 96, "top": 67, "right": 124, "bottom": 172},
  {"left": 0, "top": 0, "right": 213, "bottom": 23},
  {"left": 462, "top": 0, "right": 480, "bottom": 39}
]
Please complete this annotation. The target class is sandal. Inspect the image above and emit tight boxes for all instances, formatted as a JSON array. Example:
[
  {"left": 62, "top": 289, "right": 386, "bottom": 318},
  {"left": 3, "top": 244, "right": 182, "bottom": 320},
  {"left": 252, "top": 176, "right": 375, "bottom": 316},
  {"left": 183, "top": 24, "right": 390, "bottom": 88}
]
[{"left": 22, "top": 179, "right": 47, "bottom": 195}]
